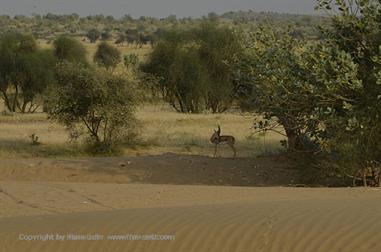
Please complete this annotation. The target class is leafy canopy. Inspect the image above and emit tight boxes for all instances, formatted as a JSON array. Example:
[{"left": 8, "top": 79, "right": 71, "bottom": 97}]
[{"left": 48, "top": 62, "right": 137, "bottom": 153}]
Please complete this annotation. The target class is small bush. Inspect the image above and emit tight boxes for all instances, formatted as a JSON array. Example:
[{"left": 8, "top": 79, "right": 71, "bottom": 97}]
[
  {"left": 94, "top": 42, "right": 121, "bottom": 70},
  {"left": 30, "top": 133, "right": 41, "bottom": 145}
]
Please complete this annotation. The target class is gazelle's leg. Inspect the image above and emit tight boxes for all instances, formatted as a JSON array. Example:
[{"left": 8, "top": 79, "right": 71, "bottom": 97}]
[
  {"left": 363, "top": 175, "right": 367, "bottom": 187},
  {"left": 214, "top": 144, "right": 217, "bottom": 158}
]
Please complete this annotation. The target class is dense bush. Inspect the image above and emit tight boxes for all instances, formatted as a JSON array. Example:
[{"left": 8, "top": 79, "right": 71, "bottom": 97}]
[
  {"left": 94, "top": 42, "right": 121, "bottom": 70},
  {"left": 53, "top": 36, "right": 87, "bottom": 64},
  {"left": 47, "top": 62, "right": 138, "bottom": 153},
  {"left": 86, "top": 28, "right": 101, "bottom": 43}
]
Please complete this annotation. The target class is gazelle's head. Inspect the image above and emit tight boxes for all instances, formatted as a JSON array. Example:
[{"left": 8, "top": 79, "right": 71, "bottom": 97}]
[{"left": 210, "top": 125, "right": 221, "bottom": 144}]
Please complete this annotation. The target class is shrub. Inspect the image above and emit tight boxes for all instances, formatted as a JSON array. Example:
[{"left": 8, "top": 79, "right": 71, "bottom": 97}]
[
  {"left": 53, "top": 36, "right": 87, "bottom": 64},
  {"left": 86, "top": 28, "right": 101, "bottom": 43},
  {"left": 47, "top": 62, "right": 138, "bottom": 153},
  {"left": 94, "top": 42, "right": 121, "bottom": 70}
]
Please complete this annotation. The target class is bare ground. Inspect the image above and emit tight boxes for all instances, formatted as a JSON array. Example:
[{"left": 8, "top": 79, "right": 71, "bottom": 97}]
[{"left": 0, "top": 153, "right": 301, "bottom": 186}]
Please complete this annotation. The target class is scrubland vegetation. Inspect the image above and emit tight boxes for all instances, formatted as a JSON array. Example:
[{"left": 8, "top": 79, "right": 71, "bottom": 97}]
[
  {"left": 0, "top": 105, "right": 285, "bottom": 158},
  {"left": 0, "top": 0, "right": 380, "bottom": 184}
]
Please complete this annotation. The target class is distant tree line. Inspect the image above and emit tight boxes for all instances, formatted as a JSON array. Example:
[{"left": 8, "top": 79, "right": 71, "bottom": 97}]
[{"left": 0, "top": 10, "right": 326, "bottom": 44}]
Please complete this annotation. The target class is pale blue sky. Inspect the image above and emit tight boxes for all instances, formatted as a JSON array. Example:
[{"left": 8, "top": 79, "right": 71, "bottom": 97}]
[{"left": 0, "top": 0, "right": 318, "bottom": 18}]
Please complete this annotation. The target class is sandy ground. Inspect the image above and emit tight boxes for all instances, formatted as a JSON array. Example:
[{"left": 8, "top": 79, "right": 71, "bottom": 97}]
[
  {"left": 1, "top": 183, "right": 381, "bottom": 252},
  {"left": 1, "top": 155, "right": 380, "bottom": 251},
  {"left": 0, "top": 154, "right": 300, "bottom": 186}
]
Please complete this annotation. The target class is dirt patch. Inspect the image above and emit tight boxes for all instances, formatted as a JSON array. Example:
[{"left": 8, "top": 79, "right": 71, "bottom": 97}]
[{"left": 0, "top": 153, "right": 301, "bottom": 186}]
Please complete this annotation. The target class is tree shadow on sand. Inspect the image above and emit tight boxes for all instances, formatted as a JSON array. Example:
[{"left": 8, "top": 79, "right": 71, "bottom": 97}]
[{"left": 60, "top": 153, "right": 301, "bottom": 187}]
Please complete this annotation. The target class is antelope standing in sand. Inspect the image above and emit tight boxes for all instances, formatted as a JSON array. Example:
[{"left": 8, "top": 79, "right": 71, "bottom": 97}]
[{"left": 210, "top": 125, "right": 236, "bottom": 158}]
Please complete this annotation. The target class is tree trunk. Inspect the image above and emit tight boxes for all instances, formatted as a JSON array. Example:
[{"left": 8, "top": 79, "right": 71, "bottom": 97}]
[
  {"left": 1, "top": 90, "right": 12, "bottom": 112},
  {"left": 20, "top": 100, "right": 28, "bottom": 113},
  {"left": 174, "top": 93, "right": 185, "bottom": 113},
  {"left": 279, "top": 117, "right": 303, "bottom": 151},
  {"left": 284, "top": 127, "right": 304, "bottom": 151},
  {"left": 12, "top": 85, "right": 19, "bottom": 112}
]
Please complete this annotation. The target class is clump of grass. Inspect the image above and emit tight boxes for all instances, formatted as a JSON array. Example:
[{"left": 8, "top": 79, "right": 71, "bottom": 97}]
[{"left": 30, "top": 133, "right": 41, "bottom": 146}]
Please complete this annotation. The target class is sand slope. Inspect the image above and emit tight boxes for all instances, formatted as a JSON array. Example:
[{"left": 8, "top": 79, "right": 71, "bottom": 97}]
[{"left": 1, "top": 182, "right": 381, "bottom": 252}]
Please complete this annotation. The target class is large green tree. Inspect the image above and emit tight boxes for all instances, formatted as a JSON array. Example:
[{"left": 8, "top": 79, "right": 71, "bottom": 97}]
[
  {"left": 16, "top": 49, "right": 56, "bottom": 113},
  {"left": 0, "top": 32, "right": 55, "bottom": 112},
  {"left": 141, "top": 22, "right": 242, "bottom": 113},
  {"left": 315, "top": 0, "right": 381, "bottom": 165},
  {"left": 236, "top": 26, "right": 362, "bottom": 151},
  {"left": 236, "top": 28, "right": 317, "bottom": 150},
  {"left": 195, "top": 21, "right": 242, "bottom": 113},
  {"left": 236, "top": 0, "right": 381, "bottom": 169}
]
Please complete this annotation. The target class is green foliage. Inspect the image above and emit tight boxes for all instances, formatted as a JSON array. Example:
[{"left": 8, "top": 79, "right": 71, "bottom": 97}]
[
  {"left": 236, "top": 25, "right": 365, "bottom": 153},
  {"left": 141, "top": 22, "right": 242, "bottom": 113},
  {"left": 123, "top": 53, "right": 139, "bottom": 69},
  {"left": 101, "top": 30, "right": 112, "bottom": 41},
  {"left": 168, "top": 46, "right": 209, "bottom": 113},
  {"left": 236, "top": 28, "right": 315, "bottom": 150},
  {"left": 53, "top": 36, "right": 87, "bottom": 64},
  {"left": 0, "top": 32, "right": 55, "bottom": 113},
  {"left": 94, "top": 42, "right": 121, "bottom": 70},
  {"left": 195, "top": 21, "right": 242, "bottom": 113},
  {"left": 0, "top": 12, "right": 325, "bottom": 42},
  {"left": 86, "top": 28, "right": 101, "bottom": 43},
  {"left": 236, "top": 0, "right": 381, "bottom": 175},
  {"left": 47, "top": 62, "right": 138, "bottom": 153},
  {"left": 16, "top": 49, "right": 56, "bottom": 112},
  {"left": 316, "top": 0, "right": 381, "bottom": 167}
]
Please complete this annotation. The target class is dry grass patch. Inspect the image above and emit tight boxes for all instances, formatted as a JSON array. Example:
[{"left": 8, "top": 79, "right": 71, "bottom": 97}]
[
  {"left": 0, "top": 104, "right": 285, "bottom": 158},
  {"left": 132, "top": 105, "right": 285, "bottom": 157}
]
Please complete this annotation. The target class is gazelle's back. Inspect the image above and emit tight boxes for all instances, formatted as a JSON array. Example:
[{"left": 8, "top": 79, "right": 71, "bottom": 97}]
[{"left": 218, "top": 135, "right": 235, "bottom": 144}]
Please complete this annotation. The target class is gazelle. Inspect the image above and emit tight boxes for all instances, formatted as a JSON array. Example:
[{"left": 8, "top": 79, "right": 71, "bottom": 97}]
[{"left": 210, "top": 125, "right": 236, "bottom": 158}]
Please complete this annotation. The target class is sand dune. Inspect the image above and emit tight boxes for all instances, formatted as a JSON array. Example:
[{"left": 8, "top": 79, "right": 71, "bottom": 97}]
[{"left": 1, "top": 182, "right": 381, "bottom": 252}]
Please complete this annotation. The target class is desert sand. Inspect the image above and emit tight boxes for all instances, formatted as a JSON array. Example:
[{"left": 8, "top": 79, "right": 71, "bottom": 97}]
[{"left": 1, "top": 155, "right": 381, "bottom": 252}]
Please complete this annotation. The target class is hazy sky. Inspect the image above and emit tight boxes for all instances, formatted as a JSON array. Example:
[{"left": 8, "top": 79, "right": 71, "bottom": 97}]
[{"left": 0, "top": 0, "right": 318, "bottom": 18}]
